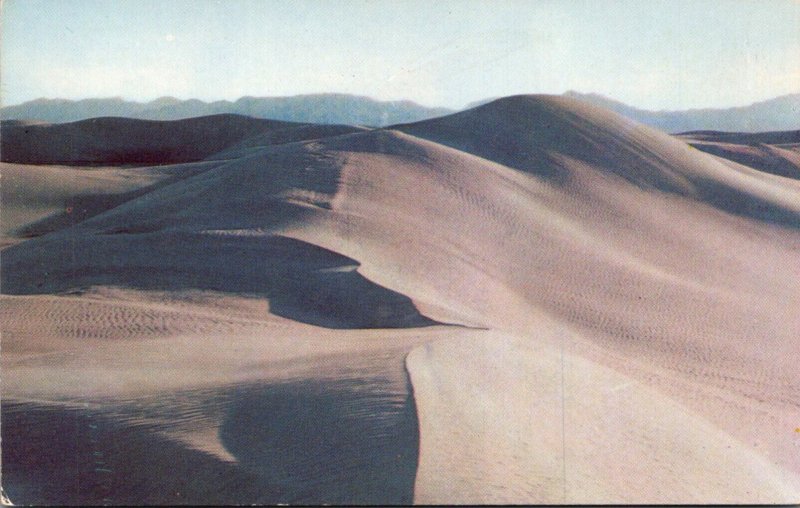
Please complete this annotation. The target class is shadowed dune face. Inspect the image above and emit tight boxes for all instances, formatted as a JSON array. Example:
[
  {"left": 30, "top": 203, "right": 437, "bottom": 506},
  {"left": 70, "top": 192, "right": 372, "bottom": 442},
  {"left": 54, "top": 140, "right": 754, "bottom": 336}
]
[
  {"left": 679, "top": 130, "right": 800, "bottom": 145},
  {"left": 1, "top": 288, "right": 432, "bottom": 505},
  {"left": 1, "top": 234, "right": 436, "bottom": 329},
  {"left": 0, "top": 161, "right": 228, "bottom": 246},
  {"left": 1, "top": 402, "right": 271, "bottom": 505},
  {"left": 676, "top": 130, "right": 800, "bottom": 180},
  {"left": 0, "top": 115, "right": 367, "bottom": 166},
  {"left": 218, "top": 377, "right": 418, "bottom": 505},
  {"left": 395, "top": 95, "right": 800, "bottom": 227},
  {"left": 1, "top": 137, "right": 438, "bottom": 329},
  {"left": 3, "top": 94, "right": 800, "bottom": 504},
  {"left": 3, "top": 372, "right": 418, "bottom": 505},
  {"left": 394, "top": 95, "right": 699, "bottom": 189},
  {"left": 0, "top": 115, "right": 292, "bottom": 165}
]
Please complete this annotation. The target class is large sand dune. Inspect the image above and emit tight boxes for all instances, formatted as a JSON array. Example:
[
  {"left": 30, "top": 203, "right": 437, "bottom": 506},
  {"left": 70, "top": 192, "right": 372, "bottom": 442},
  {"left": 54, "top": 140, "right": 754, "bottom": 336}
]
[
  {"left": 0, "top": 115, "right": 365, "bottom": 165},
  {"left": 2, "top": 95, "right": 799, "bottom": 504}
]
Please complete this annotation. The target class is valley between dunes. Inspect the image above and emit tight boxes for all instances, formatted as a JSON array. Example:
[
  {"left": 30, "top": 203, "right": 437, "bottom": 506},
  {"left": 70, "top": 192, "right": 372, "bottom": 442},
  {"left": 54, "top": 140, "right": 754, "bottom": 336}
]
[{"left": 2, "top": 95, "right": 799, "bottom": 504}]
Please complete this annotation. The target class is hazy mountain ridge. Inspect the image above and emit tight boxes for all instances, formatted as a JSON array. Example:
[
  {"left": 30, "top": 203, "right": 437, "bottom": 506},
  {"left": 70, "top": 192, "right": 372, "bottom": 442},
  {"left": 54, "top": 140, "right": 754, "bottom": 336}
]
[
  {"left": 0, "top": 94, "right": 453, "bottom": 127},
  {"left": 5, "top": 92, "right": 798, "bottom": 132},
  {"left": 563, "top": 91, "right": 800, "bottom": 133}
]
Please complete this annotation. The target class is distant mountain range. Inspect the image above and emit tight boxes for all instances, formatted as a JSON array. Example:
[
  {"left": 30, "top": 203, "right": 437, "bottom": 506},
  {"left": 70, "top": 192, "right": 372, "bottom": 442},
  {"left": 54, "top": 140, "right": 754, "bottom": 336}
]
[
  {"left": 0, "top": 94, "right": 454, "bottom": 127},
  {"left": 562, "top": 92, "right": 800, "bottom": 133},
  {"left": 2, "top": 92, "right": 798, "bottom": 132}
]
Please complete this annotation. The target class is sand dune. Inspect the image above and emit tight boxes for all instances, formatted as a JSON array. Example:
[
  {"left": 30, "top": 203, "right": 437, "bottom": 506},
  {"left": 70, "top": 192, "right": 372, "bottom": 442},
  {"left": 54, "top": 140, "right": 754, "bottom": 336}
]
[
  {"left": 1, "top": 291, "right": 439, "bottom": 504},
  {"left": 0, "top": 118, "right": 365, "bottom": 245},
  {"left": 206, "top": 123, "right": 369, "bottom": 160},
  {"left": 0, "top": 160, "right": 227, "bottom": 247},
  {"left": 2, "top": 95, "right": 800, "bottom": 504},
  {"left": 676, "top": 130, "right": 800, "bottom": 179},
  {"left": 679, "top": 129, "right": 800, "bottom": 145},
  {"left": 394, "top": 95, "right": 800, "bottom": 225},
  {"left": 407, "top": 334, "right": 798, "bottom": 504},
  {"left": 0, "top": 114, "right": 366, "bottom": 165}
]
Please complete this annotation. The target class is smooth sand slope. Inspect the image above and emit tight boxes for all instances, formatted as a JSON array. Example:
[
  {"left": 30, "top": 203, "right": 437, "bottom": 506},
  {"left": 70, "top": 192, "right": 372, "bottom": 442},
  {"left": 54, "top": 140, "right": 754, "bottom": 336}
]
[{"left": 2, "top": 95, "right": 800, "bottom": 504}]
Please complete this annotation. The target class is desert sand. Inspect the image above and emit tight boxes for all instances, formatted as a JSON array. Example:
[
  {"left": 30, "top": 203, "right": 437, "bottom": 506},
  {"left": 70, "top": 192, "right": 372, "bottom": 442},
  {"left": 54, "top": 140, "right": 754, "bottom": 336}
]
[
  {"left": 677, "top": 129, "right": 800, "bottom": 179},
  {"left": 0, "top": 115, "right": 365, "bottom": 165},
  {"left": 2, "top": 95, "right": 799, "bottom": 504}
]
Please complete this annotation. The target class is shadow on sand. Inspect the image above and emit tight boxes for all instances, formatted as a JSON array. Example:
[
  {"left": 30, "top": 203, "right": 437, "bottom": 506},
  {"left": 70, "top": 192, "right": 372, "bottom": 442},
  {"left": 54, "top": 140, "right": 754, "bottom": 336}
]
[
  {"left": 2, "top": 366, "right": 419, "bottom": 505},
  {"left": 1, "top": 234, "right": 439, "bottom": 329}
]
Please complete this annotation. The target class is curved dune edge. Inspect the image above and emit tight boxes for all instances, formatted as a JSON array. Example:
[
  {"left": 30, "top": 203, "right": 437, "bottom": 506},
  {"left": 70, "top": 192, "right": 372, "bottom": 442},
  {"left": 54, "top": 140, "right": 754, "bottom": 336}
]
[
  {"left": 0, "top": 291, "right": 437, "bottom": 504},
  {"left": 405, "top": 332, "right": 800, "bottom": 504}
]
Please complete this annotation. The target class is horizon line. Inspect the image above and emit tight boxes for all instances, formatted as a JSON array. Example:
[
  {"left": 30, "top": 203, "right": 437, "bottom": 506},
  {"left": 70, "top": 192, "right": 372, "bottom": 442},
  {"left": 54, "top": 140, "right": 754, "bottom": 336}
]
[{"left": 3, "top": 90, "right": 800, "bottom": 113}]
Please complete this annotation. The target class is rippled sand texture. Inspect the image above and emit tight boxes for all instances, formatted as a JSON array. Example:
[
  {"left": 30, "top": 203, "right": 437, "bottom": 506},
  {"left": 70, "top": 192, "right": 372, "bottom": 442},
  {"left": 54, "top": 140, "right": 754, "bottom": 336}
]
[{"left": 2, "top": 96, "right": 799, "bottom": 504}]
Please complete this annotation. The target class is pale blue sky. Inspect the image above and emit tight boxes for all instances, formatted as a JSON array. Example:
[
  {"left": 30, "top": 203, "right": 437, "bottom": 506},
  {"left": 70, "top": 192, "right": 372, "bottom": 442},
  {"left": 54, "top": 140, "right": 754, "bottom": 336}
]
[{"left": 1, "top": 0, "right": 798, "bottom": 109}]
